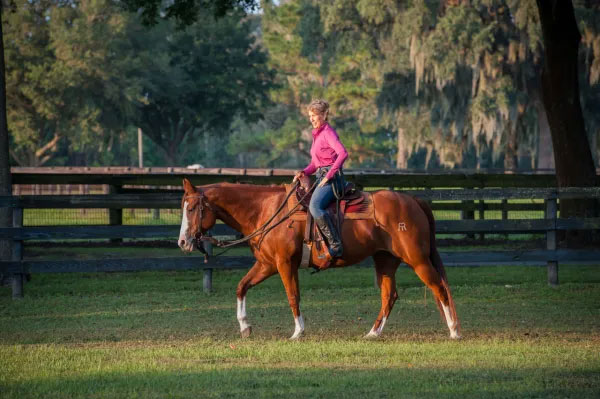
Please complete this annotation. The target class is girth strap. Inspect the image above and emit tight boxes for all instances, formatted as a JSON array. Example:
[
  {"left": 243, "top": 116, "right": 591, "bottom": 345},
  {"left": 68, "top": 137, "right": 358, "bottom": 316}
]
[{"left": 300, "top": 211, "right": 313, "bottom": 269}]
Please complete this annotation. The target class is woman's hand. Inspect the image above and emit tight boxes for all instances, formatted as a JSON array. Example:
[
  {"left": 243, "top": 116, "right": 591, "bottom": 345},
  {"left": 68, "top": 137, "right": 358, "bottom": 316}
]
[
  {"left": 318, "top": 177, "right": 329, "bottom": 188},
  {"left": 293, "top": 170, "right": 304, "bottom": 183}
]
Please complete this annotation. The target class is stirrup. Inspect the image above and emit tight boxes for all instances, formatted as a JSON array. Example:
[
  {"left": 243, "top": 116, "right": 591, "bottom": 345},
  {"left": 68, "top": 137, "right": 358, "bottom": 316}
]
[{"left": 328, "top": 244, "right": 343, "bottom": 259}]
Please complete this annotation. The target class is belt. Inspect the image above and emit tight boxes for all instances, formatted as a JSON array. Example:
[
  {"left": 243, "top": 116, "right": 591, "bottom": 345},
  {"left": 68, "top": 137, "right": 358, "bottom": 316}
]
[{"left": 316, "top": 166, "right": 343, "bottom": 180}]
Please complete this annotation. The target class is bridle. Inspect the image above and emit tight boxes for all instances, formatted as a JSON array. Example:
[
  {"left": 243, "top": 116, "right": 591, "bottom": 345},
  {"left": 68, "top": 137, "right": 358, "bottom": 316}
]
[
  {"left": 182, "top": 192, "right": 214, "bottom": 257},
  {"left": 182, "top": 180, "right": 316, "bottom": 260}
]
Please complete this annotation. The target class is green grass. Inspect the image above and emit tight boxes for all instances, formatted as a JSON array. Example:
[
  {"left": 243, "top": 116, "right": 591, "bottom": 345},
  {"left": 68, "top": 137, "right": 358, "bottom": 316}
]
[
  {"left": 24, "top": 208, "right": 182, "bottom": 226},
  {"left": 23, "top": 240, "right": 548, "bottom": 261},
  {"left": 1, "top": 266, "right": 599, "bottom": 398},
  {"left": 22, "top": 244, "right": 253, "bottom": 260},
  {"left": 24, "top": 198, "right": 547, "bottom": 227}
]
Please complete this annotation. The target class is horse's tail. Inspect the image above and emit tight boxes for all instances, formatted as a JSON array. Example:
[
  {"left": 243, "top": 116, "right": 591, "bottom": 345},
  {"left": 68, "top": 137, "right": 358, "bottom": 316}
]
[{"left": 414, "top": 197, "right": 460, "bottom": 333}]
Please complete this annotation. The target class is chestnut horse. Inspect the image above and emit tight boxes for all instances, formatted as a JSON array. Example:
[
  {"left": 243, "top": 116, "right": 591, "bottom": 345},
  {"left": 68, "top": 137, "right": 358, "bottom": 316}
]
[{"left": 178, "top": 178, "right": 460, "bottom": 339}]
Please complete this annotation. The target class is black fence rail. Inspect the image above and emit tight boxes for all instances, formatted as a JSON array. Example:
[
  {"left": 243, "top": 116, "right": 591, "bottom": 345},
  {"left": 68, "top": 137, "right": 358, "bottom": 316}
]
[
  {"left": 11, "top": 166, "right": 600, "bottom": 187},
  {"left": 2, "top": 169, "right": 600, "bottom": 299}
]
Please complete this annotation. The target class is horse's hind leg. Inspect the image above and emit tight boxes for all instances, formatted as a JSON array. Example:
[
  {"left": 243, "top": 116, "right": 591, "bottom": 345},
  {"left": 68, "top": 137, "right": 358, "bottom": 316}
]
[
  {"left": 408, "top": 258, "right": 461, "bottom": 339},
  {"left": 236, "top": 261, "right": 277, "bottom": 338},
  {"left": 277, "top": 260, "right": 304, "bottom": 340},
  {"left": 365, "top": 251, "right": 401, "bottom": 338}
]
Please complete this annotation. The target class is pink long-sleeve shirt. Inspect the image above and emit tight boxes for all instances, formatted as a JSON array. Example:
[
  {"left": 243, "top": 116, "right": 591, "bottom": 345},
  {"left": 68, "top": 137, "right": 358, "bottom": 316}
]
[{"left": 302, "top": 123, "right": 348, "bottom": 181}]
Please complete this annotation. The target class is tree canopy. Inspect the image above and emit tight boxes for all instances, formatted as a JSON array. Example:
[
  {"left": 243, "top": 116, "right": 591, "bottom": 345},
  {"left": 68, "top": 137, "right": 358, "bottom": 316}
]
[
  {"left": 3, "top": 0, "right": 273, "bottom": 166},
  {"left": 251, "top": 0, "right": 598, "bottom": 171},
  {"left": 2, "top": 0, "right": 599, "bottom": 170}
]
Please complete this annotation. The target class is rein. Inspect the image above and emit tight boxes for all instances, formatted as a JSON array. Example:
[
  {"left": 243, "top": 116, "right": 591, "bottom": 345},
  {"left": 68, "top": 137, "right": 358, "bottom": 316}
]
[{"left": 184, "top": 180, "right": 317, "bottom": 258}]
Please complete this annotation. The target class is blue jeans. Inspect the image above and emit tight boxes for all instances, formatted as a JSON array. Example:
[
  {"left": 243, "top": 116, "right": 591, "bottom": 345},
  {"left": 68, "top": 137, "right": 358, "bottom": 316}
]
[{"left": 309, "top": 180, "right": 335, "bottom": 218}]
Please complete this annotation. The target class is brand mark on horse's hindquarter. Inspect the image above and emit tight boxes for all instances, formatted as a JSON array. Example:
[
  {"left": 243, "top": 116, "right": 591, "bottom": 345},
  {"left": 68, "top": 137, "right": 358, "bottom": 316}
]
[{"left": 398, "top": 222, "right": 407, "bottom": 231}]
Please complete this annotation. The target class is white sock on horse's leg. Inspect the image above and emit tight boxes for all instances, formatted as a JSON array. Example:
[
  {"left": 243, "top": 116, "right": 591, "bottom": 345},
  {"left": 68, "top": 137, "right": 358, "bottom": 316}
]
[
  {"left": 365, "top": 316, "right": 387, "bottom": 338},
  {"left": 441, "top": 302, "right": 460, "bottom": 339},
  {"left": 237, "top": 297, "right": 251, "bottom": 335},
  {"left": 290, "top": 315, "right": 305, "bottom": 340}
]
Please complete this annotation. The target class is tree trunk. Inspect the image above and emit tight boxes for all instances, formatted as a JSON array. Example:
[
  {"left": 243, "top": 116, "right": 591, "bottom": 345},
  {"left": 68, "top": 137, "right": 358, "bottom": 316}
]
[
  {"left": 396, "top": 127, "right": 407, "bottom": 169},
  {"left": 0, "top": 9, "right": 13, "bottom": 265},
  {"left": 165, "top": 143, "right": 177, "bottom": 166},
  {"left": 204, "top": 130, "right": 210, "bottom": 167},
  {"left": 504, "top": 118, "right": 518, "bottom": 171},
  {"left": 536, "top": 0, "right": 598, "bottom": 244},
  {"left": 590, "top": 128, "right": 598, "bottom": 167},
  {"left": 138, "top": 127, "right": 144, "bottom": 167},
  {"left": 536, "top": 99, "right": 555, "bottom": 170}
]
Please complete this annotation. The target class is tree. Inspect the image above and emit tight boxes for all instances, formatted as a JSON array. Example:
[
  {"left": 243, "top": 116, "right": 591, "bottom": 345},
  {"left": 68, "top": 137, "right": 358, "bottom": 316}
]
[
  {"left": 0, "top": 2, "right": 12, "bottom": 264},
  {"left": 4, "top": 0, "right": 140, "bottom": 166},
  {"left": 2, "top": 0, "right": 272, "bottom": 168},
  {"left": 315, "top": 0, "right": 599, "bottom": 174},
  {"left": 4, "top": 0, "right": 60, "bottom": 166},
  {"left": 227, "top": 109, "right": 308, "bottom": 168},
  {"left": 536, "top": 0, "right": 597, "bottom": 241},
  {"left": 243, "top": 0, "right": 390, "bottom": 170},
  {"left": 0, "top": 0, "right": 263, "bottom": 263},
  {"left": 119, "top": 0, "right": 259, "bottom": 25},
  {"left": 130, "top": 11, "right": 273, "bottom": 165}
]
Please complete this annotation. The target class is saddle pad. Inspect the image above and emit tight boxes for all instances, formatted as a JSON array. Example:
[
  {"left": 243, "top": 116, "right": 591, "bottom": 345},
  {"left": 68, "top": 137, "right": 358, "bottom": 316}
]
[{"left": 284, "top": 184, "right": 374, "bottom": 221}]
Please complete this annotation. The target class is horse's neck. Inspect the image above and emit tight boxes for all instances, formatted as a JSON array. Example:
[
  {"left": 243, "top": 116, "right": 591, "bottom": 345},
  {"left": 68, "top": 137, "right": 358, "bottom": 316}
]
[{"left": 206, "top": 186, "right": 283, "bottom": 235}]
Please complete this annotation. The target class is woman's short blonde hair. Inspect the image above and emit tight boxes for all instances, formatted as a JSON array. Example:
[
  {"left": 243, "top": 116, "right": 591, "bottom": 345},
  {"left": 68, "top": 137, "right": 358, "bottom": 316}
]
[{"left": 307, "top": 99, "right": 330, "bottom": 120}]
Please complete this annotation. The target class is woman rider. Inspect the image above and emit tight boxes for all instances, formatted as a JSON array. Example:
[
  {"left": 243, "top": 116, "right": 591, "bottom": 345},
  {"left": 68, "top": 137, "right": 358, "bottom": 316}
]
[{"left": 294, "top": 99, "right": 348, "bottom": 259}]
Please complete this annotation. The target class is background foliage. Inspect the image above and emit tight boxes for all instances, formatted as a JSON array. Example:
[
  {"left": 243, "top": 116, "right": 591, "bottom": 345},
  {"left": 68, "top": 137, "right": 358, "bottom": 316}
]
[{"left": 3, "top": 0, "right": 599, "bottom": 169}]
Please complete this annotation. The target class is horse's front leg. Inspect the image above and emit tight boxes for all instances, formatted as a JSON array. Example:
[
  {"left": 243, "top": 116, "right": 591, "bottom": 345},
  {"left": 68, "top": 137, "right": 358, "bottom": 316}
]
[
  {"left": 277, "top": 259, "right": 304, "bottom": 340},
  {"left": 236, "top": 261, "right": 277, "bottom": 338},
  {"left": 366, "top": 252, "right": 400, "bottom": 338}
]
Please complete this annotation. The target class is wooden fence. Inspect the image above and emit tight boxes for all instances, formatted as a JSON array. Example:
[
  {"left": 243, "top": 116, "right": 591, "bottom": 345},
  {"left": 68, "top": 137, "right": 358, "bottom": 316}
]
[
  {"left": 2, "top": 168, "right": 600, "bottom": 299},
  {"left": 10, "top": 166, "right": 600, "bottom": 187}
]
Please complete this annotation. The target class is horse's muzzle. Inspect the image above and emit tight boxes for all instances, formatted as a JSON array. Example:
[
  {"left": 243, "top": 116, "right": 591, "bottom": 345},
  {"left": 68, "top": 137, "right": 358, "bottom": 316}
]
[{"left": 178, "top": 238, "right": 195, "bottom": 253}]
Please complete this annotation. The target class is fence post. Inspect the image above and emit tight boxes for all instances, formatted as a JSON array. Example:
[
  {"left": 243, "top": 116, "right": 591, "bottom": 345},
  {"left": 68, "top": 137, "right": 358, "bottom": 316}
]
[
  {"left": 203, "top": 231, "right": 213, "bottom": 293},
  {"left": 79, "top": 184, "right": 88, "bottom": 215},
  {"left": 11, "top": 208, "right": 24, "bottom": 299},
  {"left": 463, "top": 200, "right": 475, "bottom": 239},
  {"left": 546, "top": 197, "right": 558, "bottom": 286},
  {"left": 501, "top": 199, "right": 508, "bottom": 239},
  {"left": 108, "top": 185, "right": 123, "bottom": 243},
  {"left": 478, "top": 199, "right": 485, "bottom": 241}
]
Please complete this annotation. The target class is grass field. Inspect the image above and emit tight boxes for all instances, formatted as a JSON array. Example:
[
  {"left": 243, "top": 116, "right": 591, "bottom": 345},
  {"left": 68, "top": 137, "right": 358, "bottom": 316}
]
[
  {"left": 1, "top": 265, "right": 599, "bottom": 398},
  {"left": 22, "top": 197, "right": 545, "bottom": 226}
]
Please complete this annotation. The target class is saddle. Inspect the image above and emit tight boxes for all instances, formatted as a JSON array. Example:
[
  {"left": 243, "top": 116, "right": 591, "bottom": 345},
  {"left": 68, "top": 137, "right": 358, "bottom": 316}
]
[
  {"left": 295, "top": 182, "right": 364, "bottom": 214},
  {"left": 285, "top": 177, "right": 375, "bottom": 270},
  {"left": 287, "top": 180, "right": 374, "bottom": 222}
]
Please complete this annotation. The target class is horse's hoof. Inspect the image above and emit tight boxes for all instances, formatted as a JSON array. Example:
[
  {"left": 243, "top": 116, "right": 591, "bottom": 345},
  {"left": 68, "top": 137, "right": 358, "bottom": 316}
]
[
  {"left": 289, "top": 331, "right": 304, "bottom": 340},
  {"left": 364, "top": 332, "right": 380, "bottom": 340},
  {"left": 450, "top": 332, "right": 462, "bottom": 340},
  {"left": 240, "top": 327, "right": 252, "bottom": 338}
]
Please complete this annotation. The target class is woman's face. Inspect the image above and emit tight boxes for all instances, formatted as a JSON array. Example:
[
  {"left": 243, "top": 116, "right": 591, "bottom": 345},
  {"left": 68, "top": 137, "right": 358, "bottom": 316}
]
[{"left": 308, "top": 110, "right": 326, "bottom": 129}]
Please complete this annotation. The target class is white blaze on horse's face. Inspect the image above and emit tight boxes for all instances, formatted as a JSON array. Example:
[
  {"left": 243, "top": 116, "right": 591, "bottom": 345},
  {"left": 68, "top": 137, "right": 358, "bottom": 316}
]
[{"left": 178, "top": 200, "right": 195, "bottom": 252}]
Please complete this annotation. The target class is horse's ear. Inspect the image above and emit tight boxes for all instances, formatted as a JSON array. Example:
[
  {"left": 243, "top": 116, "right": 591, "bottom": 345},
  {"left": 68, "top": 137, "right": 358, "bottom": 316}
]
[{"left": 183, "top": 178, "right": 196, "bottom": 193}]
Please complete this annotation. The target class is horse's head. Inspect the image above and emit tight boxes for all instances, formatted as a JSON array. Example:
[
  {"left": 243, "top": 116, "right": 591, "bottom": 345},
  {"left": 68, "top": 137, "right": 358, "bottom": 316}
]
[{"left": 178, "top": 178, "right": 217, "bottom": 253}]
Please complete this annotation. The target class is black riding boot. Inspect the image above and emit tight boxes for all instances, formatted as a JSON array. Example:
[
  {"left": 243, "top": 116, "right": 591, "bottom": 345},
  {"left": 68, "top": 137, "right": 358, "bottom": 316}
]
[{"left": 315, "top": 214, "right": 343, "bottom": 258}]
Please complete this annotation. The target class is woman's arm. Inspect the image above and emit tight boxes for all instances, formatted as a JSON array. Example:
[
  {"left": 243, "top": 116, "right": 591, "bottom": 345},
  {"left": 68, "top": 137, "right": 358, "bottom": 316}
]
[
  {"left": 323, "top": 129, "right": 348, "bottom": 180},
  {"left": 302, "top": 161, "right": 317, "bottom": 176}
]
